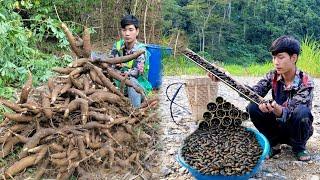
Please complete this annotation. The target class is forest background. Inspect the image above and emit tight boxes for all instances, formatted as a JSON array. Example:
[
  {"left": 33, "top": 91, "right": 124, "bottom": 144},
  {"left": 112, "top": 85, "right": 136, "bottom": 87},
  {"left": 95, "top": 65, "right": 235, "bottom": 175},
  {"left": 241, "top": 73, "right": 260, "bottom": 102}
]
[{"left": 0, "top": 0, "right": 319, "bottom": 101}]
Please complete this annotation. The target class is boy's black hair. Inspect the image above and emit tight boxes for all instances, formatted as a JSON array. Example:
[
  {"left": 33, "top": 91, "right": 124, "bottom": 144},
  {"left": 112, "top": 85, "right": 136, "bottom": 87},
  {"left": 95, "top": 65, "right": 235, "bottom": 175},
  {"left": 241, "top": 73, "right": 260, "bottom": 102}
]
[
  {"left": 270, "top": 35, "right": 300, "bottom": 56},
  {"left": 120, "top": 15, "right": 139, "bottom": 29}
]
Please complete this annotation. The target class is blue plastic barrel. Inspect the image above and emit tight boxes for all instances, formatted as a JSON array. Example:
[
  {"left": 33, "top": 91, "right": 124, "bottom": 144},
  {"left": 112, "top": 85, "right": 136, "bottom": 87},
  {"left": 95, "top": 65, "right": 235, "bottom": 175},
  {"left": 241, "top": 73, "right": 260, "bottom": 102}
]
[
  {"left": 177, "top": 128, "right": 270, "bottom": 180},
  {"left": 146, "top": 44, "right": 172, "bottom": 89}
]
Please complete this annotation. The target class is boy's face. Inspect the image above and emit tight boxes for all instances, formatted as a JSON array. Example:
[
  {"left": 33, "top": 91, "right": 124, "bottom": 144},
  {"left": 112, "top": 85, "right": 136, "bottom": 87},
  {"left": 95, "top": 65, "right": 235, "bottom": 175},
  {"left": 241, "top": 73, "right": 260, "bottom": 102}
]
[
  {"left": 272, "top": 52, "right": 297, "bottom": 74},
  {"left": 121, "top": 24, "right": 139, "bottom": 44}
]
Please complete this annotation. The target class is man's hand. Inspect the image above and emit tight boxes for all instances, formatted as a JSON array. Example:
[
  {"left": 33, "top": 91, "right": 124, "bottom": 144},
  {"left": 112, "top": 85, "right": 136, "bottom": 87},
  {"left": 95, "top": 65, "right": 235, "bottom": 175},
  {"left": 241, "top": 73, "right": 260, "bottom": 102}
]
[
  {"left": 258, "top": 101, "right": 282, "bottom": 117},
  {"left": 271, "top": 101, "right": 283, "bottom": 117}
]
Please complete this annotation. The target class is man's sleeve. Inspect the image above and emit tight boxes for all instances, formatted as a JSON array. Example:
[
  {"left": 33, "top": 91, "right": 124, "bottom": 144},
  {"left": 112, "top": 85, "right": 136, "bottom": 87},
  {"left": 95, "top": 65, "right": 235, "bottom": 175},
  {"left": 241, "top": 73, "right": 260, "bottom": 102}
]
[
  {"left": 277, "top": 84, "right": 314, "bottom": 123},
  {"left": 127, "top": 47, "right": 147, "bottom": 77},
  {"left": 250, "top": 71, "right": 273, "bottom": 97},
  {"left": 110, "top": 42, "right": 118, "bottom": 58},
  {"left": 127, "top": 54, "right": 145, "bottom": 77}
]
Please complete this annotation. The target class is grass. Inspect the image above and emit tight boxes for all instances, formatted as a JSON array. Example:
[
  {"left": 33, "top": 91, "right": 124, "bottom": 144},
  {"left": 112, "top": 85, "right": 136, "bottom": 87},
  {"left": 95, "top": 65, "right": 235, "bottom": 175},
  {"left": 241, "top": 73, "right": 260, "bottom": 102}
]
[
  {"left": 224, "top": 63, "right": 273, "bottom": 77},
  {"left": 297, "top": 37, "right": 320, "bottom": 77},
  {"left": 163, "top": 38, "right": 320, "bottom": 77},
  {"left": 163, "top": 55, "right": 206, "bottom": 76}
]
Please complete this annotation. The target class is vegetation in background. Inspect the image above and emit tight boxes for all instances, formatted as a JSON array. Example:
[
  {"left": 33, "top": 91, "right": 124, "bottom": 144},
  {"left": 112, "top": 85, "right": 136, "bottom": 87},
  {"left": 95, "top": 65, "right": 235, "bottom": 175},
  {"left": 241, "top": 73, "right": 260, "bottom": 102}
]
[
  {"left": 163, "top": 55, "right": 205, "bottom": 76},
  {"left": 162, "top": 0, "right": 320, "bottom": 65},
  {"left": 298, "top": 37, "right": 320, "bottom": 76},
  {"left": 163, "top": 38, "right": 320, "bottom": 77},
  {"left": 0, "top": 0, "right": 162, "bottom": 120},
  {"left": 1, "top": 0, "right": 320, "bottom": 100},
  {"left": 0, "top": 0, "right": 72, "bottom": 99}
]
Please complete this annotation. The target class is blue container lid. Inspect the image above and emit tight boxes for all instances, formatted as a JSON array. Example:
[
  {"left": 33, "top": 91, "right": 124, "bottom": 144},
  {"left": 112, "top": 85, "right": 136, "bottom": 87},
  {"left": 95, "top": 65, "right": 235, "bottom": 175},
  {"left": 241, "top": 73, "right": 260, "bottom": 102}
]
[
  {"left": 146, "top": 44, "right": 173, "bottom": 56},
  {"left": 176, "top": 128, "right": 270, "bottom": 180},
  {"left": 146, "top": 44, "right": 161, "bottom": 49},
  {"left": 146, "top": 44, "right": 172, "bottom": 50}
]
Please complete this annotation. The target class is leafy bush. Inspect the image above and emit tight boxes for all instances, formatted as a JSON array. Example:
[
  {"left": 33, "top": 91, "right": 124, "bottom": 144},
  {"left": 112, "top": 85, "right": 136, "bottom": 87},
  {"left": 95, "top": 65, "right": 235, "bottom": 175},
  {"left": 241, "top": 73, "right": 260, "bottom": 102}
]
[{"left": 0, "top": 1, "right": 71, "bottom": 99}]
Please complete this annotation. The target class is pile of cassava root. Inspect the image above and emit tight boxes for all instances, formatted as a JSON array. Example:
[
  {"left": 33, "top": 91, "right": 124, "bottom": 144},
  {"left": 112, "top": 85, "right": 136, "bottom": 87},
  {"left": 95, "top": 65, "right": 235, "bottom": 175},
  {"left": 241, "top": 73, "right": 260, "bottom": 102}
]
[{"left": 0, "top": 23, "right": 159, "bottom": 179}]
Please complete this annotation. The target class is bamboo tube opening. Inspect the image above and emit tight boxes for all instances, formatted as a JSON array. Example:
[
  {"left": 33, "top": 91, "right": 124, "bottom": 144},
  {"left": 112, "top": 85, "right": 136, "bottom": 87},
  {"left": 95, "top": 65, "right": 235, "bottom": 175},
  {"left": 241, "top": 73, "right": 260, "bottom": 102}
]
[
  {"left": 215, "top": 96, "right": 224, "bottom": 104},
  {"left": 222, "top": 116, "right": 232, "bottom": 127},
  {"left": 203, "top": 111, "right": 212, "bottom": 121},
  {"left": 207, "top": 102, "right": 217, "bottom": 112}
]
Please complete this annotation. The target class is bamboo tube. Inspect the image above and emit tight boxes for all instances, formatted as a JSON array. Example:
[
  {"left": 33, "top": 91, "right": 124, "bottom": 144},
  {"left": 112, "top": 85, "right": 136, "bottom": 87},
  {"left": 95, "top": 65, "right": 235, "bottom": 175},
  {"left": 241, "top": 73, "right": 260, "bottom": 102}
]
[
  {"left": 207, "top": 102, "right": 217, "bottom": 112},
  {"left": 198, "top": 120, "right": 210, "bottom": 130},
  {"left": 216, "top": 109, "right": 225, "bottom": 118},
  {"left": 222, "top": 102, "right": 232, "bottom": 110},
  {"left": 229, "top": 108, "right": 240, "bottom": 118},
  {"left": 210, "top": 117, "right": 221, "bottom": 127},
  {"left": 241, "top": 112, "right": 250, "bottom": 121},
  {"left": 215, "top": 96, "right": 224, "bottom": 104},
  {"left": 202, "top": 111, "right": 212, "bottom": 121},
  {"left": 221, "top": 116, "right": 232, "bottom": 127},
  {"left": 233, "top": 118, "right": 242, "bottom": 126}
]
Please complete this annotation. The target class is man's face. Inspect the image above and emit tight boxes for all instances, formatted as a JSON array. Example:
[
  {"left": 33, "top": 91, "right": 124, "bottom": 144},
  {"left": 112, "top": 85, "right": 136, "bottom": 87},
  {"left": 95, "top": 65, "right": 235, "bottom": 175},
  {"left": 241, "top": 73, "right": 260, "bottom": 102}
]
[
  {"left": 121, "top": 24, "right": 139, "bottom": 44},
  {"left": 272, "top": 52, "right": 297, "bottom": 74}
]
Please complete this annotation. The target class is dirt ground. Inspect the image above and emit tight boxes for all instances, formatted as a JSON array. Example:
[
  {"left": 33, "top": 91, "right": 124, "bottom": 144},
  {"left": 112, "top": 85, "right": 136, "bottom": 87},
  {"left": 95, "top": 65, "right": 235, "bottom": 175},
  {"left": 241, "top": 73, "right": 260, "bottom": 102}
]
[{"left": 158, "top": 76, "right": 320, "bottom": 180}]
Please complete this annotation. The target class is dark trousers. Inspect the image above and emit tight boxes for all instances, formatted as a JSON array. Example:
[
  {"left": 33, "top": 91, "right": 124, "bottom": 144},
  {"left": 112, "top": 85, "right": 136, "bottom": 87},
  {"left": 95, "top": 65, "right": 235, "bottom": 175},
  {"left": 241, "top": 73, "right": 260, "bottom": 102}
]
[{"left": 247, "top": 103, "right": 313, "bottom": 152}]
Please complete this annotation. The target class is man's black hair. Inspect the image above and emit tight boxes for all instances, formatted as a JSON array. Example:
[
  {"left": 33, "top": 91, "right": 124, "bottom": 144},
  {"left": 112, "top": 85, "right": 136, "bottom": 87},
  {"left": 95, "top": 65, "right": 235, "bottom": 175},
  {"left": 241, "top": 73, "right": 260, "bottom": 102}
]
[
  {"left": 120, "top": 15, "right": 139, "bottom": 29},
  {"left": 270, "top": 35, "right": 300, "bottom": 56}
]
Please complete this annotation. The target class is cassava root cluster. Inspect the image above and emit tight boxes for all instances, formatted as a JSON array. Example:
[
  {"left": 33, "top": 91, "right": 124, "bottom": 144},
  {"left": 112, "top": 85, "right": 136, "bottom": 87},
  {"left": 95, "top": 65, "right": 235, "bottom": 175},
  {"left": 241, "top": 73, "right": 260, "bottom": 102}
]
[{"left": 0, "top": 23, "right": 158, "bottom": 179}]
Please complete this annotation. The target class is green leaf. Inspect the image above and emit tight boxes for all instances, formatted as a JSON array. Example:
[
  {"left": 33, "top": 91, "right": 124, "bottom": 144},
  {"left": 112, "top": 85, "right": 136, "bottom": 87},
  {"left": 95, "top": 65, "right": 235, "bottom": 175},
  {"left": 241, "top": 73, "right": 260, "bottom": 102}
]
[{"left": 0, "top": 13, "right": 6, "bottom": 20}]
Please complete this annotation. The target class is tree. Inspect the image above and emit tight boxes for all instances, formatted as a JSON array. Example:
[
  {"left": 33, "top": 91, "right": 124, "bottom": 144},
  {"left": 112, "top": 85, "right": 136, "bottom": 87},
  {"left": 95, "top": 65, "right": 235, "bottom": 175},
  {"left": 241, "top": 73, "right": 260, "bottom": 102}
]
[{"left": 163, "top": 0, "right": 320, "bottom": 64}]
